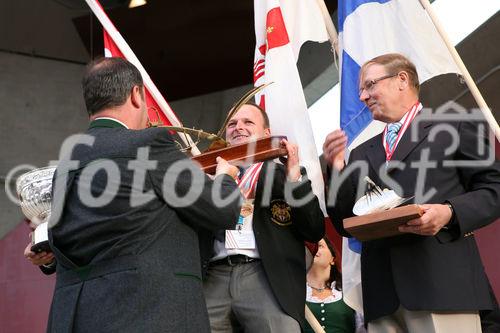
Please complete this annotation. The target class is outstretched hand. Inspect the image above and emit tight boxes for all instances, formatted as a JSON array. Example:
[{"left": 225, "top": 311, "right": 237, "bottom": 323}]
[
  {"left": 281, "top": 139, "right": 301, "bottom": 182},
  {"left": 323, "top": 129, "right": 347, "bottom": 171}
]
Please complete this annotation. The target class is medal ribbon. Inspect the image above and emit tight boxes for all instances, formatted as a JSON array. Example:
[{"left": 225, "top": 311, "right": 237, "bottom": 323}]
[
  {"left": 383, "top": 101, "right": 422, "bottom": 161},
  {"left": 237, "top": 162, "right": 263, "bottom": 199}
]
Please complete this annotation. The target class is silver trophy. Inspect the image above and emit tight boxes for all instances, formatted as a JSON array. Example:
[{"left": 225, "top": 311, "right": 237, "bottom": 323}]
[{"left": 16, "top": 166, "right": 56, "bottom": 253}]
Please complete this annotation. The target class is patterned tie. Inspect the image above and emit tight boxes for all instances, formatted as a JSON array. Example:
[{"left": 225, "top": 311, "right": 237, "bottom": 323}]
[
  {"left": 237, "top": 166, "right": 247, "bottom": 181},
  {"left": 386, "top": 122, "right": 402, "bottom": 151}
]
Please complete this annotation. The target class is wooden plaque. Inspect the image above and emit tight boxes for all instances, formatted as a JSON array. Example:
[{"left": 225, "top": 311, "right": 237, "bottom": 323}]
[
  {"left": 343, "top": 204, "right": 424, "bottom": 241},
  {"left": 192, "top": 136, "right": 288, "bottom": 174}
]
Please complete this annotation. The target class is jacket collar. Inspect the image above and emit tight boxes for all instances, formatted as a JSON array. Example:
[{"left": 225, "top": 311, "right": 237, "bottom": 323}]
[{"left": 88, "top": 118, "right": 127, "bottom": 130}]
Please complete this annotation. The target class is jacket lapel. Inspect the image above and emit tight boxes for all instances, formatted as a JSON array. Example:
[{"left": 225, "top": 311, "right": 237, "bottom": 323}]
[
  {"left": 390, "top": 116, "right": 433, "bottom": 168},
  {"left": 363, "top": 115, "right": 434, "bottom": 176},
  {"left": 365, "top": 134, "right": 386, "bottom": 175},
  {"left": 254, "top": 161, "right": 277, "bottom": 203}
]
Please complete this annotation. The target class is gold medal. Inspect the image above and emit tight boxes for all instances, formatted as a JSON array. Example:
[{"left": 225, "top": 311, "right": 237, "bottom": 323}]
[{"left": 240, "top": 199, "right": 254, "bottom": 218}]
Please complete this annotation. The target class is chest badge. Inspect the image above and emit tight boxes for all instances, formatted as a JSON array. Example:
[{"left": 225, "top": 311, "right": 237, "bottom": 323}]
[{"left": 270, "top": 199, "right": 292, "bottom": 226}]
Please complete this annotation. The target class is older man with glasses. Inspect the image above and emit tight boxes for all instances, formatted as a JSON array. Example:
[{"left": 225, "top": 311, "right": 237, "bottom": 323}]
[{"left": 323, "top": 53, "right": 500, "bottom": 333}]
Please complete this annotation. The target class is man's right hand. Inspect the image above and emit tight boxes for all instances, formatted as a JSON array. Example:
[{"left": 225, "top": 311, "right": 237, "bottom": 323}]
[
  {"left": 24, "top": 242, "right": 54, "bottom": 266},
  {"left": 215, "top": 156, "right": 239, "bottom": 180},
  {"left": 323, "top": 129, "right": 348, "bottom": 171}
]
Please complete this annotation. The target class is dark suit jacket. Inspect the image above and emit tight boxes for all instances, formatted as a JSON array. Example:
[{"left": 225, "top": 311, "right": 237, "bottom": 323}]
[
  {"left": 47, "top": 119, "right": 241, "bottom": 332},
  {"left": 327, "top": 113, "right": 500, "bottom": 323},
  {"left": 200, "top": 161, "right": 325, "bottom": 329}
]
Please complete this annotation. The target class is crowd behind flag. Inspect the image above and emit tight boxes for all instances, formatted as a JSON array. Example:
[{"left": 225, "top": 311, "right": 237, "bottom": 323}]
[
  {"left": 338, "top": 0, "right": 461, "bottom": 314},
  {"left": 253, "top": 0, "right": 329, "bottom": 214}
]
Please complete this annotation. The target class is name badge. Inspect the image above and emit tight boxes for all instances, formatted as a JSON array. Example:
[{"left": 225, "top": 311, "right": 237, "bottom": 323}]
[{"left": 225, "top": 230, "right": 256, "bottom": 249}]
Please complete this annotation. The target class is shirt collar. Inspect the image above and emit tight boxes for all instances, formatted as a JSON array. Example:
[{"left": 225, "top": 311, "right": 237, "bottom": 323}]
[{"left": 389, "top": 102, "right": 422, "bottom": 127}]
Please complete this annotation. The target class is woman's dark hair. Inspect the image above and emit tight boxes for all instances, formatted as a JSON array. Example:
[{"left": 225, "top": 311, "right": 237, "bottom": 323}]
[{"left": 323, "top": 237, "right": 342, "bottom": 291}]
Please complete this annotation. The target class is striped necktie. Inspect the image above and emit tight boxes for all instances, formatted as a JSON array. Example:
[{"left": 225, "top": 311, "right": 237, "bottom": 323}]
[{"left": 386, "top": 122, "right": 402, "bottom": 151}]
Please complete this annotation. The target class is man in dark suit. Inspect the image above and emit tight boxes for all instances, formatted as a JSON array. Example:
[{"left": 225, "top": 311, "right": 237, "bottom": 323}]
[
  {"left": 322, "top": 53, "right": 500, "bottom": 332},
  {"left": 46, "top": 57, "right": 242, "bottom": 332},
  {"left": 201, "top": 103, "right": 325, "bottom": 332}
]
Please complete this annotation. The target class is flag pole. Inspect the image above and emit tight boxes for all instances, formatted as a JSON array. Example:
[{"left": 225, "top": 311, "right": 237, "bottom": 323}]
[
  {"left": 305, "top": 305, "right": 326, "bottom": 333},
  {"left": 315, "top": 0, "right": 339, "bottom": 56},
  {"left": 85, "top": 0, "right": 201, "bottom": 154},
  {"left": 419, "top": 0, "right": 500, "bottom": 142}
]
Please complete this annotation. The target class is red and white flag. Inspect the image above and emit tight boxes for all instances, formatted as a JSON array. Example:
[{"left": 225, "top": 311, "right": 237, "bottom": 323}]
[
  {"left": 85, "top": 0, "right": 198, "bottom": 152},
  {"left": 254, "top": 0, "right": 329, "bottom": 213}
]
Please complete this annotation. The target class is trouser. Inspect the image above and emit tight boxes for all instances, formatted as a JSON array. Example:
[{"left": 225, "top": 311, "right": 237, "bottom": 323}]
[
  {"left": 203, "top": 260, "right": 301, "bottom": 333},
  {"left": 368, "top": 305, "right": 481, "bottom": 333}
]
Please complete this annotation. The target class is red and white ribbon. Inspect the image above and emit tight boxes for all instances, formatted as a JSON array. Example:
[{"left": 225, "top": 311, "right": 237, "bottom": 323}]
[
  {"left": 382, "top": 101, "right": 422, "bottom": 161},
  {"left": 237, "top": 162, "right": 264, "bottom": 199}
]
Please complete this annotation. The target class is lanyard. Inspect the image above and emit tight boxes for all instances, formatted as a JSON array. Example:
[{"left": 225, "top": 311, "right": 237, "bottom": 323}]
[
  {"left": 382, "top": 102, "right": 422, "bottom": 161},
  {"left": 235, "top": 164, "right": 262, "bottom": 231}
]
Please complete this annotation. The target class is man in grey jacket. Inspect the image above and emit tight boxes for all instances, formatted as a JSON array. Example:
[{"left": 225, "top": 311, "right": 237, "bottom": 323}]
[{"left": 44, "top": 57, "right": 242, "bottom": 332}]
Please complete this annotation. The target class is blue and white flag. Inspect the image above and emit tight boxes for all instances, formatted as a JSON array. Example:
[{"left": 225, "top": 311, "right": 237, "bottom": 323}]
[{"left": 338, "top": 0, "right": 460, "bottom": 314}]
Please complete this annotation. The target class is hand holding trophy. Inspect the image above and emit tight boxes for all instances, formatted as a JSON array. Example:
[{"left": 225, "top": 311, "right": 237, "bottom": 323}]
[
  {"left": 148, "top": 83, "right": 287, "bottom": 172},
  {"left": 16, "top": 166, "right": 56, "bottom": 253},
  {"left": 343, "top": 177, "right": 423, "bottom": 241}
]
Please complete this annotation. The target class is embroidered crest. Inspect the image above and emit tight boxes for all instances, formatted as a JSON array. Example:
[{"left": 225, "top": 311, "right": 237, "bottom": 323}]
[{"left": 270, "top": 199, "right": 291, "bottom": 226}]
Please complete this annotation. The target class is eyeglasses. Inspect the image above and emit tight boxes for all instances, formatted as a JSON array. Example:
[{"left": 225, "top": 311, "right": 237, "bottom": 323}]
[{"left": 358, "top": 73, "right": 398, "bottom": 97}]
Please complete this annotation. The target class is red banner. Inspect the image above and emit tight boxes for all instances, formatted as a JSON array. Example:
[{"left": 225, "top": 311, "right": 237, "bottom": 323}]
[{"left": 266, "top": 7, "right": 290, "bottom": 50}]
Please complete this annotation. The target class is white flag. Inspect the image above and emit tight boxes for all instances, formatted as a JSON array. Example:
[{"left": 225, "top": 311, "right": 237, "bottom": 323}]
[{"left": 253, "top": 0, "right": 329, "bottom": 214}]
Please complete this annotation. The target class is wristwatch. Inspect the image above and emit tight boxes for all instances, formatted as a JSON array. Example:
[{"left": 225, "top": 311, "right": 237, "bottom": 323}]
[
  {"left": 445, "top": 202, "right": 454, "bottom": 217},
  {"left": 442, "top": 202, "right": 455, "bottom": 230}
]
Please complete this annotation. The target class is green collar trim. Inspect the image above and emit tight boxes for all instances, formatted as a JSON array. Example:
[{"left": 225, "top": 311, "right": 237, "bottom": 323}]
[
  {"left": 74, "top": 265, "right": 92, "bottom": 281},
  {"left": 88, "top": 118, "right": 126, "bottom": 129}
]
